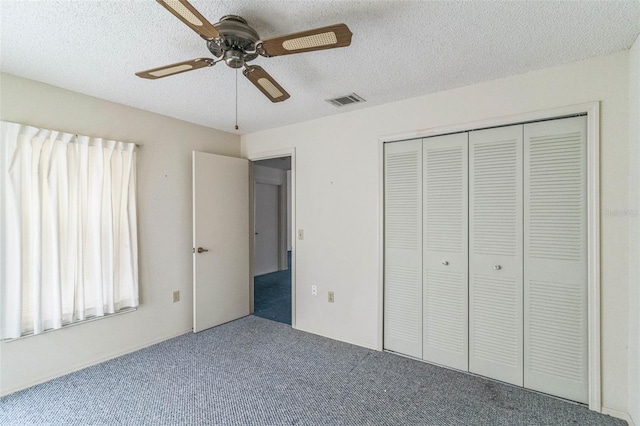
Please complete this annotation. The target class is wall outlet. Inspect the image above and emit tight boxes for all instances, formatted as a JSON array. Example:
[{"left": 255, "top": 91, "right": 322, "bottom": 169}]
[
  {"left": 311, "top": 285, "right": 317, "bottom": 296},
  {"left": 172, "top": 291, "right": 180, "bottom": 303},
  {"left": 328, "top": 291, "right": 335, "bottom": 303},
  {"left": 298, "top": 229, "right": 304, "bottom": 240}
]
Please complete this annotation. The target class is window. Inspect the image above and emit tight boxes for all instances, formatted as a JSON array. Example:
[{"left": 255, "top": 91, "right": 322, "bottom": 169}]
[{"left": 0, "top": 121, "right": 139, "bottom": 339}]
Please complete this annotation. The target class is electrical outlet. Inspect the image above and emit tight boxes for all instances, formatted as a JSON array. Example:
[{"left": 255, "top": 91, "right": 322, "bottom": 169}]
[
  {"left": 328, "top": 291, "right": 334, "bottom": 303},
  {"left": 311, "top": 285, "right": 317, "bottom": 296},
  {"left": 298, "top": 229, "right": 304, "bottom": 240},
  {"left": 172, "top": 291, "right": 180, "bottom": 303}
]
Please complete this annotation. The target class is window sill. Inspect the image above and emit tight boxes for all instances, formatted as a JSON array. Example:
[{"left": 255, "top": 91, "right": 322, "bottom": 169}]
[{"left": 2, "top": 307, "right": 137, "bottom": 343}]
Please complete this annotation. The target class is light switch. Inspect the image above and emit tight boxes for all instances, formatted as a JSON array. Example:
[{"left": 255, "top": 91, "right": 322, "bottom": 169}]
[{"left": 298, "top": 229, "right": 304, "bottom": 240}]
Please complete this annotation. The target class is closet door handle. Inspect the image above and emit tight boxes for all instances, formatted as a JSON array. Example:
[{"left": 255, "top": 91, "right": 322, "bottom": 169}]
[
  {"left": 493, "top": 265, "right": 502, "bottom": 270},
  {"left": 441, "top": 260, "right": 449, "bottom": 266}
]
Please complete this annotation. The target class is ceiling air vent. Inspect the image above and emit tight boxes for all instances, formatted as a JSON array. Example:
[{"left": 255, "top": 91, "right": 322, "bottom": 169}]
[{"left": 326, "top": 93, "right": 366, "bottom": 107}]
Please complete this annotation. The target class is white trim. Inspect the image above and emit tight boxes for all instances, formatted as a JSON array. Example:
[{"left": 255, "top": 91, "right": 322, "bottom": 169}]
[
  {"left": 295, "top": 325, "right": 378, "bottom": 351},
  {"left": 247, "top": 148, "right": 296, "bottom": 328},
  {"left": 248, "top": 164, "right": 255, "bottom": 313},
  {"left": 3, "top": 307, "right": 137, "bottom": 342},
  {"left": 1, "top": 328, "right": 191, "bottom": 397},
  {"left": 378, "top": 101, "right": 601, "bottom": 411},
  {"left": 601, "top": 407, "right": 635, "bottom": 425},
  {"left": 377, "top": 134, "right": 385, "bottom": 351},
  {"left": 586, "top": 102, "right": 601, "bottom": 412},
  {"left": 248, "top": 148, "right": 296, "bottom": 161},
  {"left": 380, "top": 102, "right": 599, "bottom": 143}
]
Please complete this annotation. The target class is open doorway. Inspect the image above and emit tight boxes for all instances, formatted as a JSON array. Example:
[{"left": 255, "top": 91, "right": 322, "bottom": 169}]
[{"left": 251, "top": 156, "right": 292, "bottom": 325}]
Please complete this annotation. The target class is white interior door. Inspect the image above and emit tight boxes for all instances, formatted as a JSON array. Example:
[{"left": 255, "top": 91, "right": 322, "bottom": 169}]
[
  {"left": 524, "top": 116, "right": 588, "bottom": 403},
  {"left": 383, "top": 139, "right": 423, "bottom": 359},
  {"left": 193, "top": 151, "right": 249, "bottom": 333},
  {"left": 254, "top": 182, "right": 280, "bottom": 276},
  {"left": 422, "top": 133, "right": 469, "bottom": 371},
  {"left": 469, "top": 125, "right": 524, "bottom": 386}
]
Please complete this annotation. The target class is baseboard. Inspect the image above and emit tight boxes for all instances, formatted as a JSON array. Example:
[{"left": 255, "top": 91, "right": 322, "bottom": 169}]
[
  {"left": 292, "top": 325, "right": 377, "bottom": 351},
  {"left": 0, "top": 328, "right": 192, "bottom": 397},
  {"left": 602, "top": 407, "right": 634, "bottom": 425}
]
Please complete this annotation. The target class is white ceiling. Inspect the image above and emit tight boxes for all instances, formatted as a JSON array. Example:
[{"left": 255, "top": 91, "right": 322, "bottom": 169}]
[{"left": 1, "top": 1, "right": 639, "bottom": 135}]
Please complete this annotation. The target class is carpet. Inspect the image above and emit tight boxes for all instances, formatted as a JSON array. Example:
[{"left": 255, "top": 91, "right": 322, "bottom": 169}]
[
  {"left": 0, "top": 316, "right": 625, "bottom": 425},
  {"left": 253, "top": 252, "right": 291, "bottom": 325}
]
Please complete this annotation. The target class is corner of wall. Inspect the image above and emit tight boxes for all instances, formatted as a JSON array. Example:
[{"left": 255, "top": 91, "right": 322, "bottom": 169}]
[
  {"left": 0, "top": 72, "right": 241, "bottom": 396},
  {"left": 628, "top": 33, "right": 640, "bottom": 426}
]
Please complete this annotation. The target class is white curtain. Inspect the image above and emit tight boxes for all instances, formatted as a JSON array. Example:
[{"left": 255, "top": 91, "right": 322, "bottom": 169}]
[{"left": 0, "top": 121, "right": 138, "bottom": 339}]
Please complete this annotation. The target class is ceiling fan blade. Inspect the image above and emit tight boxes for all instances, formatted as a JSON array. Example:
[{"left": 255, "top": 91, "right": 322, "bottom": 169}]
[
  {"left": 155, "top": 0, "right": 220, "bottom": 40},
  {"left": 259, "top": 24, "right": 352, "bottom": 57},
  {"left": 136, "top": 58, "right": 214, "bottom": 79},
  {"left": 243, "top": 65, "right": 290, "bottom": 103}
]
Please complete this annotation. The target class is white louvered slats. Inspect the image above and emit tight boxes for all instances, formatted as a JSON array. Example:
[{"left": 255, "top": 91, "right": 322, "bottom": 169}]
[
  {"left": 527, "top": 280, "right": 585, "bottom": 379},
  {"left": 471, "top": 138, "right": 519, "bottom": 256},
  {"left": 524, "top": 116, "right": 588, "bottom": 403},
  {"left": 384, "top": 116, "right": 589, "bottom": 405},
  {"left": 471, "top": 275, "right": 520, "bottom": 367},
  {"left": 384, "top": 140, "right": 422, "bottom": 358},
  {"left": 424, "top": 271, "right": 466, "bottom": 353},
  {"left": 422, "top": 133, "right": 468, "bottom": 370},
  {"left": 469, "top": 124, "right": 524, "bottom": 386}
]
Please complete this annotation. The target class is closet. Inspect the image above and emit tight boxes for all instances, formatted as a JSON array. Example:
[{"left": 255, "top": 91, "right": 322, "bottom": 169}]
[{"left": 383, "top": 116, "right": 588, "bottom": 404}]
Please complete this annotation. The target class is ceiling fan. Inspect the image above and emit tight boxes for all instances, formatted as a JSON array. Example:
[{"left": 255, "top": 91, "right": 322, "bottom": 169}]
[{"left": 136, "top": 0, "right": 353, "bottom": 104}]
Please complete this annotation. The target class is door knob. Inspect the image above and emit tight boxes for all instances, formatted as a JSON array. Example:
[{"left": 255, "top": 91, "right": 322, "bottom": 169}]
[
  {"left": 442, "top": 260, "right": 449, "bottom": 266},
  {"left": 493, "top": 265, "right": 502, "bottom": 270},
  {"left": 197, "top": 247, "right": 209, "bottom": 253}
]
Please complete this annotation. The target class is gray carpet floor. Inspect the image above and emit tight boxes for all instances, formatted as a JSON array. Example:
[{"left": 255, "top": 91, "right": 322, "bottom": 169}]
[{"left": 0, "top": 316, "right": 626, "bottom": 426}]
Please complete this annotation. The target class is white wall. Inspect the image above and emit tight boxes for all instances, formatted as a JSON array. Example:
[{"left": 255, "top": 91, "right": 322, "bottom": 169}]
[
  {"left": 0, "top": 73, "right": 241, "bottom": 395},
  {"left": 242, "top": 51, "right": 632, "bottom": 416},
  {"left": 253, "top": 165, "right": 286, "bottom": 275},
  {"left": 628, "top": 34, "right": 640, "bottom": 426}
]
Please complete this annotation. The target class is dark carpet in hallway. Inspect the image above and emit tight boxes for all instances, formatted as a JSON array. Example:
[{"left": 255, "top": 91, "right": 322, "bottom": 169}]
[{"left": 253, "top": 253, "right": 291, "bottom": 325}]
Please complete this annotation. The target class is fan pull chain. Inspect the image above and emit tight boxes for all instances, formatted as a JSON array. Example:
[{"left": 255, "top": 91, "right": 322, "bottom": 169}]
[{"left": 235, "top": 68, "right": 239, "bottom": 131}]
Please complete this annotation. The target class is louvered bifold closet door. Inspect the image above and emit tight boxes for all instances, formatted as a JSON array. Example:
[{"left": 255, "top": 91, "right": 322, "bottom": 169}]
[
  {"left": 422, "top": 133, "right": 469, "bottom": 371},
  {"left": 524, "top": 116, "right": 588, "bottom": 403},
  {"left": 469, "top": 125, "right": 524, "bottom": 386},
  {"left": 384, "top": 140, "right": 423, "bottom": 358}
]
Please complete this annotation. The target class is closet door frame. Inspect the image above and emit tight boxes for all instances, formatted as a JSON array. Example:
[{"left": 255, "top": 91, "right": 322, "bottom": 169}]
[{"left": 377, "top": 102, "right": 600, "bottom": 412}]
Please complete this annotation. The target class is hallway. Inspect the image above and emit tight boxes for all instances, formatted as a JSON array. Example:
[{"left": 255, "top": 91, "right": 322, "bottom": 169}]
[{"left": 253, "top": 252, "right": 291, "bottom": 325}]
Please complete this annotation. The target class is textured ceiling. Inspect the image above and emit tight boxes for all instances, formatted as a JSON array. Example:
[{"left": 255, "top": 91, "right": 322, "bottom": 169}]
[{"left": 1, "top": 1, "right": 639, "bottom": 135}]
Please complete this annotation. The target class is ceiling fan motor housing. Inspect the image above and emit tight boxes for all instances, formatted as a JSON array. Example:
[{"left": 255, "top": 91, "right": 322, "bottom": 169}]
[
  {"left": 207, "top": 15, "right": 260, "bottom": 68},
  {"left": 137, "top": 1, "right": 353, "bottom": 104},
  {"left": 224, "top": 49, "right": 244, "bottom": 69}
]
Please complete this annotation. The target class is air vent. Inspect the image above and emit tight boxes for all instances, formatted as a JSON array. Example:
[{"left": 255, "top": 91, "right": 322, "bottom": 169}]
[{"left": 326, "top": 93, "right": 366, "bottom": 107}]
